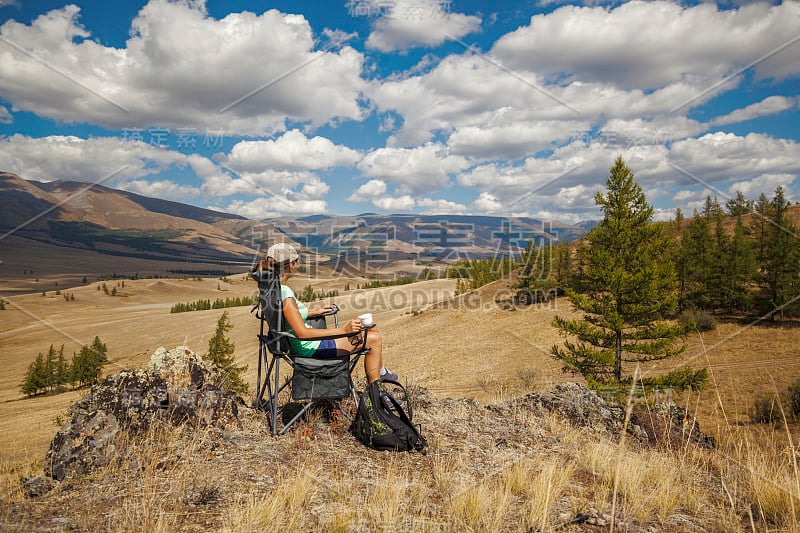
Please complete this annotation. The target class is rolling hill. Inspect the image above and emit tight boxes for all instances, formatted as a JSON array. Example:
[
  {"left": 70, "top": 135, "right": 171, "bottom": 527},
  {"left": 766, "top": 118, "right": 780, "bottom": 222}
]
[{"left": 0, "top": 172, "right": 590, "bottom": 294}]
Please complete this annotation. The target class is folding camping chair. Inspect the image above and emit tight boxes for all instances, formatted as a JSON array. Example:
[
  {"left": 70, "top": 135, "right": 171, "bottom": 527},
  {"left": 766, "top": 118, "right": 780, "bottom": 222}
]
[{"left": 251, "top": 268, "right": 371, "bottom": 435}]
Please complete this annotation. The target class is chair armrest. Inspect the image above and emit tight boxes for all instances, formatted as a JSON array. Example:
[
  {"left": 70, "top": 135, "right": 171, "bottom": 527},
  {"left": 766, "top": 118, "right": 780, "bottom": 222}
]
[
  {"left": 265, "top": 323, "right": 373, "bottom": 342},
  {"left": 315, "top": 303, "right": 339, "bottom": 318},
  {"left": 297, "top": 323, "right": 374, "bottom": 341}
]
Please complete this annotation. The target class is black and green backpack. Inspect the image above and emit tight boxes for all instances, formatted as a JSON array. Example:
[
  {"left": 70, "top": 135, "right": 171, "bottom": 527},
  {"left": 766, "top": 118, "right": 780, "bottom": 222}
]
[{"left": 350, "top": 380, "right": 427, "bottom": 453}]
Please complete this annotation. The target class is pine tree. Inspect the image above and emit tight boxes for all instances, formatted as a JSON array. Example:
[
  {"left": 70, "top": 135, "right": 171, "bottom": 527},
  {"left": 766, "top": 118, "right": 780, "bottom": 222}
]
[
  {"left": 206, "top": 312, "right": 248, "bottom": 394},
  {"left": 702, "top": 194, "right": 721, "bottom": 218},
  {"left": 20, "top": 352, "right": 48, "bottom": 396},
  {"left": 44, "top": 344, "right": 57, "bottom": 392},
  {"left": 70, "top": 349, "right": 90, "bottom": 388},
  {"left": 752, "top": 192, "right": 772, "bottom": 271},
  {"left": 54, "top": 345, "right": 70, "bottom": 388},
  {"left": 677, "top": 215, "right": 714, "bottom": 310},
  {"left": 760, "top": 186, "right": 800, "bottom": 319},
  {"left": 674, "top": 207, "right": 684, "bottom": 226},
  {"left": 726, "top": 190, "right": 753, "bottom": 218},
  {"left": 720, "top": 216, "right": 755, "bottom": 313},
  {"left": 516, "top": 239, "right": 559, "bottom": 303},
  {"left": 552, "top": 157, "right": 689, "bottom": 383},
  {"left": 707, "top": 204, "right": 730, "bottom": 309},
  {"left": 70, "top": 337, "right": 108, "bottom": 388}
]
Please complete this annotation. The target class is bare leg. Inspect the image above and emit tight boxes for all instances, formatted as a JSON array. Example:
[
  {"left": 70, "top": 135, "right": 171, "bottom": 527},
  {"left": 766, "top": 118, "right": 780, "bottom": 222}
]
[
  {"left": 362, "top": 330, "right": 383, "bottom": 383},
  {"left": 334, "top": 329, "right": 383, "bottom": 383}
]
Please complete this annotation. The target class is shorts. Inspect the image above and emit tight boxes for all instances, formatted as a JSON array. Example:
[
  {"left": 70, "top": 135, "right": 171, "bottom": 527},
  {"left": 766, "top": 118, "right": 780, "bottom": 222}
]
[{"left": 313, "top": 339, "right": 341, "bottom": 359}]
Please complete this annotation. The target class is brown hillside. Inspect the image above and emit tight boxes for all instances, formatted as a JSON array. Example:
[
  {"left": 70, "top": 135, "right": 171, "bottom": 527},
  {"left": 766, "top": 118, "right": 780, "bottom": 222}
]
[{"left": 3, "top": 274, "right": 800, "bottom": 530}]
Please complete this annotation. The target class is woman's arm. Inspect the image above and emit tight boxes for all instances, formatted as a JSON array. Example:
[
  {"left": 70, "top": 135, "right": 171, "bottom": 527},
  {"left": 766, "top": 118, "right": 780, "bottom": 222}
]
[{"left": 282, "top": 298, "right": 361, "bottom": 339}]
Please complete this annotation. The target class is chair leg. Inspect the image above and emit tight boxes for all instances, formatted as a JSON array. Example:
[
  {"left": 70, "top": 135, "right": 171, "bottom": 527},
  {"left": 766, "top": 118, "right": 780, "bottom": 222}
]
[
  {"left": 254, "top": 345, "right": 270, "bottom": 409},
  {"left": 269, "top": 356, "right": 281, "bottom": 435},
  {"left": 253, "top": 340, "right": 286, "bottom": 436},
  {"left": 278, "top": 401, "right": 317, "bottom": 436},
  {"left": 258, "top": 350, "right": 364, "bottom": 435}
]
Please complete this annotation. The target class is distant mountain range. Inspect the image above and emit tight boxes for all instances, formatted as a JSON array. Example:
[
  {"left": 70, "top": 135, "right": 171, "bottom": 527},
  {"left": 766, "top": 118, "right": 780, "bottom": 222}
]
[{"left": 0, "top": 172, "right": 590, "bottom": 274}]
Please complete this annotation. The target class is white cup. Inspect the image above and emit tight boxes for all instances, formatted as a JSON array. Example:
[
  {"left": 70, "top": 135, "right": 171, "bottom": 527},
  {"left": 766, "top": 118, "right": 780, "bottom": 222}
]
[{"left": 358, "top": 313, "right": 374, "bottom": 326}]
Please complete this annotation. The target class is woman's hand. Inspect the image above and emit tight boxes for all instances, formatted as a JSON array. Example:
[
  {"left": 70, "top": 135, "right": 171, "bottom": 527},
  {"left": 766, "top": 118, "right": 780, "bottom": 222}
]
[
  {"left": 308, "top": 304, "right": 335, "bottom": 318},
  {"left": 344, "top": 318, "right": 363, "bottom": 334}
]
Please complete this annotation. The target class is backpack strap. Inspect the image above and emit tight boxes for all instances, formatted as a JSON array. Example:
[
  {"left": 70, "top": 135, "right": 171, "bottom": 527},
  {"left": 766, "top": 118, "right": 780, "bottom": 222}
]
[
  {"left": 378, "top": 381, "right": 427, "bottom": 453},
  {"left": 379, "top": 378, "right": 412, "bottom": 419}
]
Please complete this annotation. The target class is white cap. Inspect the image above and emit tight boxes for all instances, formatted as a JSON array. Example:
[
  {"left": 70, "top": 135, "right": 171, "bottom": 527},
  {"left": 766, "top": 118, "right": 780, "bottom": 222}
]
[{"left": 266, "top": 242, "right": 299, "bottom": 263}]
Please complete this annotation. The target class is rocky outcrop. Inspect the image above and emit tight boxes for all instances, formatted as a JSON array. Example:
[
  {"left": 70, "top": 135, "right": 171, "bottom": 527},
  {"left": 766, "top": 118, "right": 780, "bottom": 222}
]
[
  {"left": 494, "top": 382, "right": 714, "bottom": 448},
  {"left": 492, "top": 382, "right": 647, "bottom": 441},
  {"left": 42, "top": 346, "right": 242, "bottom": 482},
  {"left": 633, "top": 401, "right": 716, "bottom": 449}
]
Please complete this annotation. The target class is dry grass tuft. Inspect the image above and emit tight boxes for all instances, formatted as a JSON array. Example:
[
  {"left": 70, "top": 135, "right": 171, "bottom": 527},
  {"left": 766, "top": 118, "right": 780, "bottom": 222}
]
[
  {"left": 503, "top": 458, "right": 575, "bottom": 531},
  {"left": 224, "top": 468, "right": 320, "bottom": 531}
]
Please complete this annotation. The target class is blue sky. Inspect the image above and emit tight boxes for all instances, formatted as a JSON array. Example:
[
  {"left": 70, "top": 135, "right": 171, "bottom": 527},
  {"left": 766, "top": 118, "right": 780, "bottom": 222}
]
[{"left": 0, "top": 0, "right": 798, "bottom": 223}]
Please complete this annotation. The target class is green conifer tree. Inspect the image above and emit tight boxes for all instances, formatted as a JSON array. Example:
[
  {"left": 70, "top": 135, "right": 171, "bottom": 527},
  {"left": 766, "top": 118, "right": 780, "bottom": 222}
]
[
  {"left": 206, "top": 312, "right": 248, "bottom": 394},
  {"left": 44, "top": 344, "right": 57, "bottom": 392},
  {"left": 761, "top": 186, "right": 800, "bottom": 319},
  {"left": 552, "top": 157, "right": 689, "bottom": 383},
  {"left": 20, "top": 352, "right": 48, "bottom": 396},
  {"left": 707, "top": 204, "right": 730, "bottom": 309},
  {"left": 677, "top": 215, "right": 715, "bottom": 310},
  {"left": 720, "top": 215, "right": 755, "bottom": 313},
  {"left": 54, "top": 345, "right": 70, "bottom": 388},
  {"left": 726, "top": 190, "right": 754, "bottom": 218},
  {"left": 752, "top": 192, "right": 771, "bottom": 271}
]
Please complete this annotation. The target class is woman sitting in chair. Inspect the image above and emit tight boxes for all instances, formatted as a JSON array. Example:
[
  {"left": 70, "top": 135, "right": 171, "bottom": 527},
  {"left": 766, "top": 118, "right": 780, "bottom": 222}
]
[{"left": 260, "top": 243, "right": 394, "bottom": 384}]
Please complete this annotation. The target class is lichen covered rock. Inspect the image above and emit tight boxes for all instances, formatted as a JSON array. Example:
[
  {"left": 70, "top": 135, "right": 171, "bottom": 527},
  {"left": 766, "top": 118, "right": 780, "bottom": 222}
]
[
  {"left": 494, "top": 382, "right": 647, "bottom": 441},
  {"left": 43, "top": 346, "right": 243, "bottom": 482}
]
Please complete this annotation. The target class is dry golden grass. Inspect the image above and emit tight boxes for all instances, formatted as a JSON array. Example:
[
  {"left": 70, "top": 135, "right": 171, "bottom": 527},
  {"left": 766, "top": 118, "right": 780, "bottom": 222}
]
[{"left": 4, "top": 271, "right": 800, "bottom": 531}]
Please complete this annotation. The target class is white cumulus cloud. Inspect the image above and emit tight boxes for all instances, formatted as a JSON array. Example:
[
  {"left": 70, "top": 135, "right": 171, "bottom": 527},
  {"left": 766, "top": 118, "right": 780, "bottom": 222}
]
[
  {"left": 224, "top": 130, "right": 361, "bottom": 172},
  {"left": 727, "top": 173, "right": 796, "bottom": 200},
  {"left": 709, "top": 96, "right": 798, "bottom": 127},
  {"left": 372, "top": 194, "right": 415, "bottom": 212},
  {"left": 0, "top": 134, "right": 185, "bottom": 183},
  {"left": 217, "top": 196, "right": 328, "bottom": 219},
  {"left": 0, "top": 105, "right": 12, "bottom": 124},
  {"left": 417, "top": 197, "right": 467, "bottom": 215},
  {"left": 119, "top": 179, "right": 202, "bottom": 201},
  {"left": 348, "top": 179, "right": 387, "bottom": 201},
  {"left": 358, "top": 0, "right": 481, "bottom": 53},
  {"left": 0, "top": 1, "right": 366, "bottom": 134},
  {"left": 357, "top": 142, "right": 470, "bottom": 194},
  {"left": 491, "top": 1, "right": 800, "bottom": 90},
  {"left": 668, "top": 132, "right": 800, "bottom": 183}
]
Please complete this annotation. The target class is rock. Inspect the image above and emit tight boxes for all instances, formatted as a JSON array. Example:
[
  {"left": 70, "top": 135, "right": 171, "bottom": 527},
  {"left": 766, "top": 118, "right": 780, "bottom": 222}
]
[
  {"left": 495, "top": 382, "right": 646, "bottom": 441},
  {"left": 632, "top": 401, "right": 716, "bottom": 449},
  {"left": 22, "top": 476, "right": 55, "bottom": 498},
  {"left": 43, "top": 346, "right": 243, "bottom": 481}
]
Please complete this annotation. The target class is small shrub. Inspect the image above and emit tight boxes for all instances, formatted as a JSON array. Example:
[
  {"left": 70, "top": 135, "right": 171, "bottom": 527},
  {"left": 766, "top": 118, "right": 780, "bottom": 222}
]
[
  {"left": 749, "top": 378, "right": 800, "bottom": 424},
  {"left": 750, "top": 394, "right": 784, "bottom": 424},
  {"left": 679, "top": 309, "right": 717, "bottom": 332},
  {"left": 786, "top": 379, "right": 800, "bottom": 418},
  {"left": 647, "top": 367, "right": 709, "bottom": 392}
]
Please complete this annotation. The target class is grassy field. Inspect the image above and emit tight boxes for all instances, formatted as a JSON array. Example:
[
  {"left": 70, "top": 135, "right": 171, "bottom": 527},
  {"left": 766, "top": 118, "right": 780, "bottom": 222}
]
[{"left": 2, "top": 270, "right": 800, "bottom": 531}]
